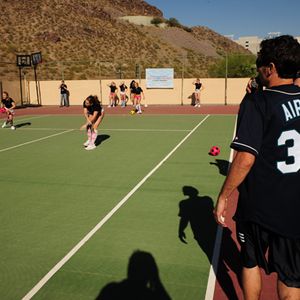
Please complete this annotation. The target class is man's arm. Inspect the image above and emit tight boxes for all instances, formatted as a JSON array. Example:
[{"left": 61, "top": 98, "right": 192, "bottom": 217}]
[{"left": 214, "top": 151, "right": 255, "bottom": 227}]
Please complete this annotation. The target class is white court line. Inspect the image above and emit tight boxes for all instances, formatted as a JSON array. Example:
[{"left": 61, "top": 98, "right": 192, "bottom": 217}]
[
  {"left": 101, "top": 128, "right": 191, "bottom": 132},
  {"left": 0, "top": 129, "right": 74, "bottom": 153},
  {"left": 15, "top": 115, "right": 52, "bottom": 122},
  {"left": 18, "top": 127, "right": 191, "bottom": 132},
  {"left": 21, "top": 114, "right": 210, "bottom": 300},
  {"left": 204, "top": 116, "right": 237, "bottom": 300}
]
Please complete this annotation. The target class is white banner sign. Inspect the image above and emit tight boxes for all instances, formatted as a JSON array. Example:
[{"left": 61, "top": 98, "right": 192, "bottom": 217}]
[{"left": 146, "top": 68, "right": 174, "bottom": 89}]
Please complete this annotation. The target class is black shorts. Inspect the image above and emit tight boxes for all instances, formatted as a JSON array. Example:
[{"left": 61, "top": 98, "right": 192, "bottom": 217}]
[{"left": 236, "top": 221, "right": 300, "bottom": 288}]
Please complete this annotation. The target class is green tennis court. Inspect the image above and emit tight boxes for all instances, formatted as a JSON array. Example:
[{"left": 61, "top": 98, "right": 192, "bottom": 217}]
[{"left": 1, "top": 113, "right": 236, "bottom": 300}]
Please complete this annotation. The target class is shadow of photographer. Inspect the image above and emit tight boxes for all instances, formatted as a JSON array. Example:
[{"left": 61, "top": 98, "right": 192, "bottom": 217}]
[
  {"left": 96, "top": 250, "right": 171, "bottom": 300},
  {"left": 178, "top": 186, "right": 241, "bottom": 300}
]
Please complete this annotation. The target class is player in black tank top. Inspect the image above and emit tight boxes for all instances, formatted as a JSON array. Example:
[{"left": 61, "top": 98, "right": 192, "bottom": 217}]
[
  {"left": 1, "top": 91, "right": 16, "bottom": 130},
  {"left": 108, "top": 82, "right": 118, "bottom": 107},
  {"left": 192, "top": 78, "right": 203, "bottom": 107},
  {"left": 81, "top": 95, "right": 104, "bottom": 150},
  {"left": 119, "top": 81, "right": 128, "bottom": 108}
]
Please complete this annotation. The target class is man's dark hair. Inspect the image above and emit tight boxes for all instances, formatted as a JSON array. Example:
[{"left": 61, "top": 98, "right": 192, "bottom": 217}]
[{"left": 256, "top": 35, "right": 300, "bottom": 78}]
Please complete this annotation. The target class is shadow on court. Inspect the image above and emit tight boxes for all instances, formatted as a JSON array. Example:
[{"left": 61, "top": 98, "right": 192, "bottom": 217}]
[
  {"left": 178, "top": 186, "right": 241, "bottom": 300},
  {"left": 210, "top": 159, "right": 230, "bottom": 176},
  {"left": 96, "top": 250, "right": 171, "bottom": 300},
  {"left": 15, "top": 122, "right": 32, "bottom": 128},
  {"left": 95, "top": 134, "right": 110, "bottom": 146},
  {"left": 188, "top": 93, "right": 197, "bottom": 106}
]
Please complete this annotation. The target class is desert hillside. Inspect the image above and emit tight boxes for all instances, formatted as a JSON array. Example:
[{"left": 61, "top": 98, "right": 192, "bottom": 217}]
[{"left": 0, "top": 0, "right": 250, "bottom": 80}]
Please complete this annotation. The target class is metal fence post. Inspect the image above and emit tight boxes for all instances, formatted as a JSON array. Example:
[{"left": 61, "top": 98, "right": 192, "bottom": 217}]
[{"left": 225, "top": 53, "right": 228, "bottom": 106}]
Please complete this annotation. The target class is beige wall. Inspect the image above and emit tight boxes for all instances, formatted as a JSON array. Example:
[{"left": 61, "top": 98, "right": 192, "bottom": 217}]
[
  {"left": 1, "top": 80, "right": 24, "bottom": 106},
  {"left": 28, "top": 78, "right": 249, "bottom": 106}
]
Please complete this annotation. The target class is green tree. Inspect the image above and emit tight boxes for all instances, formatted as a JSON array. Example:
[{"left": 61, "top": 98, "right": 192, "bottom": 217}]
[
  {"left": 151, "top": 17, "right": 164, "bottom": 27},
  {"left": 166, "top": 17, "right": 181, "bottom": 28},
  {"left": 209, "top": 54, "right": 257, "bottom": 78}
]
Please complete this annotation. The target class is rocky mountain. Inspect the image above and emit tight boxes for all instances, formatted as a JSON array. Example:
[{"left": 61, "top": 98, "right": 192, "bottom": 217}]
[{"left": 0, "top": 0, "right": 250, "bottom": 80}]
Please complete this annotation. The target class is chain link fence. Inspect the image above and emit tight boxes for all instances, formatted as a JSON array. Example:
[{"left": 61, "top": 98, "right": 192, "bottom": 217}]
[
  {"left": 0, "top": 54, "right": 257, "bottom": 106},
  {"left": 0, "top": 52, "right": 256, "bottom": 81}
]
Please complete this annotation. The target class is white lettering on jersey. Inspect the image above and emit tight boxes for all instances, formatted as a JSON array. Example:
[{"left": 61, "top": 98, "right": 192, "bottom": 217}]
[{"left": 282, "top": 99, "right": 300, "bottom": 122}]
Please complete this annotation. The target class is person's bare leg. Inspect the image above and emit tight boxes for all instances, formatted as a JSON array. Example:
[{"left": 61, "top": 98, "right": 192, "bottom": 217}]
[
  {"left": 278, "top": 280, "right": 300, "bottom": 300},
  {"left": 242, "top": 266, "right": 262, "bottom": 300}
]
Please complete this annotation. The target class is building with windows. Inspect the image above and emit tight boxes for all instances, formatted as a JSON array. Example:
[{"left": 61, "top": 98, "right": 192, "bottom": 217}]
[
  {"left": 234, "top": 36, "right": 262, "bottom": 54},
  {"left": 234, "top": 34, "right": 300, "bottom": 54}
]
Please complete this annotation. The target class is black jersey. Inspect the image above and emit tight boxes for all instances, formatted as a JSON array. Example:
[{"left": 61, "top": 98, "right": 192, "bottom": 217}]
[
  {"left": 83, "top": 101, "right": 103, "bottom": 115},
  {"left": 1, "top": 97, "right": 14, "bottom": 108},
  {"left": 109, "top": 85, "right": 117, "bottom": 93},
  {"left": 232, "top": 84, "right": 300, "bottom": 238},
  {"left": 119, "top": 84, "right": 127, "bottom": 92},
  {"left": 60, "top": 84, "right": 68, "bottom": 94},
  {"left": 195, "top": 83, "right": 202, "bottom": 90},
  {"left": 135, "top": 87, "right": 143, "bottom": 95}
]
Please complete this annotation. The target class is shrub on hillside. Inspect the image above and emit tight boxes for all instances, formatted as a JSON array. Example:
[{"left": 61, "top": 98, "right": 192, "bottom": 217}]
[
  {"left": 151, "top": 17, "right": 164, "bottom": 27},
  {"left": 166, "top": 18, "right": 181, "bottom": 28}
]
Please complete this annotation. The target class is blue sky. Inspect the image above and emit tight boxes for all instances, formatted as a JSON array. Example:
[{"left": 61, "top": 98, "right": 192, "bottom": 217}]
[{"left": 146, "top": 0, "right": 300, "bottom": 39}]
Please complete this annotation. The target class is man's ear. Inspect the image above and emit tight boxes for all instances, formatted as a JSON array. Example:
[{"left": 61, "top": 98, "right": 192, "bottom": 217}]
[{"left": 267, "top": 63, "right": 277, "bottom": 76}]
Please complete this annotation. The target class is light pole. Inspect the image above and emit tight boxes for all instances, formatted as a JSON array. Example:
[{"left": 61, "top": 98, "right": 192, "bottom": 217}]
[
  {"left": 224, "top": 53, "right": 228, "bottom": 106},
  {"left": 181, "top": 55, "right": 185, "bottom": 106}
]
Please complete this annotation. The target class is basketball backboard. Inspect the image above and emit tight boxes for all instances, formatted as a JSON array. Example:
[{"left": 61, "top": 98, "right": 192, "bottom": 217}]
[{"left": 16, "top": 55, "right": 32, "bottom": 67}]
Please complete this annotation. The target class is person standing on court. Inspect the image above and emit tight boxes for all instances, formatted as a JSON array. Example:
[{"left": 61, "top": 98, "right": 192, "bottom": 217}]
[
  {"left": 119, "top": 81, "right": 128, "bottom": 108},
  {"left": 133, "top": 81, "right": 145, "bottom": 114},
  {"left": 59, "top": 80, "right": 69, "bottom": 107},
  {"left": 108, "top": 81, "right": 118, "bottom": 107},
  {"left": 214, "top": 35, "right": 300, "bottom": 300},
  {"left": 129, "top": 80, "right": 136, "bottom": 106},
  {"left": 192, "top": 78, "right": 203, "bottom": 107}
]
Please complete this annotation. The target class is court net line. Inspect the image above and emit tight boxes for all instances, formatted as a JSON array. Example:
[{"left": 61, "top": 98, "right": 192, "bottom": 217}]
[{"left": 21, "top": 114, "right": 210, "bottom": 300}]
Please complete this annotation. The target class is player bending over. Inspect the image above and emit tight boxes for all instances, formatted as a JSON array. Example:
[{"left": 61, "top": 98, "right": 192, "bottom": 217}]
[
  {"left": 1, "top": 91, "right": 16, "bottom": 130},
  {"left": 81, "top": 95, "right": 104, "bottom": 151}
]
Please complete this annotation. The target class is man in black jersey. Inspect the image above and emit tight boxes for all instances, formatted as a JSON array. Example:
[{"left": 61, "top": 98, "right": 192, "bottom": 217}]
[{"left": 214, "top": 35, "right": 300, "bottom": 300}]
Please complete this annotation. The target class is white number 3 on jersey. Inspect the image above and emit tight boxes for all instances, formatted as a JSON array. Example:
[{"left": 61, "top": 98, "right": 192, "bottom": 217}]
[{"left": 277, "top": 129, "right": 300, "bottom": 174}]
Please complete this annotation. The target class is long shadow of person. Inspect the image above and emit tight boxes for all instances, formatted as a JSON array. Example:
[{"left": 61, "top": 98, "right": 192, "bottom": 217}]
[
  {"left": 15, "top": 122, "right": 31, "bottom": 128},
  {"left": 178, "top": 186, "right": 241, "bottom": 300},
  {"left": 209, "top": 159, "right": 230, "bottom": 176},
  {"left": 66, "top": 89, "right": 70, "bottom": 106},
  {"left": 95, "top": 134, "right": 110, "bottom": 146},
  {"left": 96, "top": 250, "right": 171, "bottom": 300}
]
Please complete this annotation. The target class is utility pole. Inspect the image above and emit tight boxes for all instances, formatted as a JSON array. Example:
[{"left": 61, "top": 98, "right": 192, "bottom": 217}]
[
  {"left": 97, "top": 59, "right": 103, "bottom": 104},
  {"left": 181, "top": 55, "right": 185, "bottom": 106},
  {"left": 225, "top": 53, "right": 228, "bottom": 106}
]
